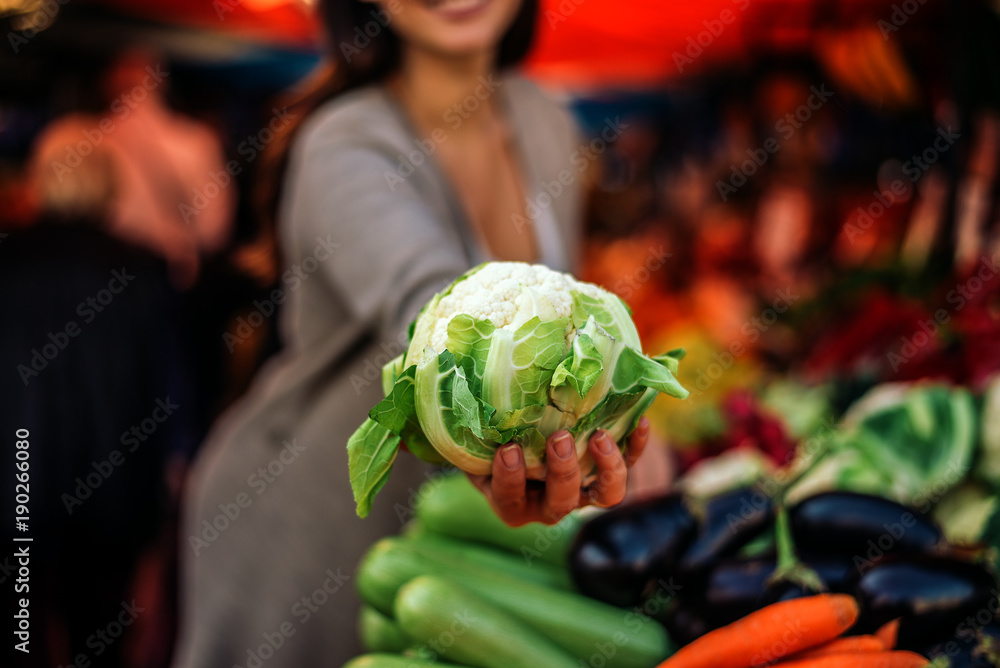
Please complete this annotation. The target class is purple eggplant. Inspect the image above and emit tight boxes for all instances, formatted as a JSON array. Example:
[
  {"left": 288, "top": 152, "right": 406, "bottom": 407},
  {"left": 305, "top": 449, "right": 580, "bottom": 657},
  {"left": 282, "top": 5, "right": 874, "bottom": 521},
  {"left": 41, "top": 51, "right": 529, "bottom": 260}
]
[
  {"left": 660, "top": 603, "right": 712, "bottom": 647},
  {"left": 790, "top": 491, "right": 944, "bottom": 561},
  {"left": 569, "top": 494, "right": 696, "bottom": 607},
  {"left": 852, "top": 557, "right": 998, "bottom": 634},
  {"left": 677, "top": 486, "right": 774, "bottom": 574},
  {"left": 680, "top": 554, "right": 855, "bottom": 630}
]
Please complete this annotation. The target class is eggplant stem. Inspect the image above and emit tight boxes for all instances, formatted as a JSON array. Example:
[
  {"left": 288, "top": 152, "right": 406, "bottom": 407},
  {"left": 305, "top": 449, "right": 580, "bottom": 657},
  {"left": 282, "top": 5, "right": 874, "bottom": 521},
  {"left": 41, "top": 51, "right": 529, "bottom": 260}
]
[{"left": 767, "top": 504, "right": 826, "bottom": 593}]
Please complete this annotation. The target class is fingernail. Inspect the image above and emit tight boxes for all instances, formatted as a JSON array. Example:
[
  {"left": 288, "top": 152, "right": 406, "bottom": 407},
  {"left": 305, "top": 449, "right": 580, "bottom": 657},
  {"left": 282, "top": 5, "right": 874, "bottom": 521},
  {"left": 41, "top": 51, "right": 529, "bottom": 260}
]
[
  {"left": 553, "top": 433, "right": 574, "bottom": 460},
  {"left": 500, "top": 445, "right": 521, "bottom": 470},
  {"left": 596, "top": 431, "right": 615, "bottom": 455}
]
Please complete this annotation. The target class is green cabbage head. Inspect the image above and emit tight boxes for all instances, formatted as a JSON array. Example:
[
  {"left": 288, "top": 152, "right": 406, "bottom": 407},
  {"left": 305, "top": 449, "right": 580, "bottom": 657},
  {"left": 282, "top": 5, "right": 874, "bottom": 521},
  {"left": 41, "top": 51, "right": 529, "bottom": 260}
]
[{"left": 348, "top": 262, "right": 688, "bottom": 517}]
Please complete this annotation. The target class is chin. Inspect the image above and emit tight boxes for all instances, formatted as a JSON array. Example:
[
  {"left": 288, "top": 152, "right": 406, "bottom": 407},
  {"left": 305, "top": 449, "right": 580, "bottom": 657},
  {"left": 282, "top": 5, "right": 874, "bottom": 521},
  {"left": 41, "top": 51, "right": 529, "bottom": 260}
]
[{"left": 394, "top": 0, "right": 523, "bottom": 60}]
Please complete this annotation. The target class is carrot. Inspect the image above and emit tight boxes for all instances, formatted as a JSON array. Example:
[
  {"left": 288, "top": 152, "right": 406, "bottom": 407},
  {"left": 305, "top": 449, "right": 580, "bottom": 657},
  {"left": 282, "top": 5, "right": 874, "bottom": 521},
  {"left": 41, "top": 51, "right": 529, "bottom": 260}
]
[
  {"left": 655, "top": 594, "right": 860, "bottom": 668},
  {"left": 785, "top": 635, "right": 885, "bottom": 660},
  {"left": 875, "top": 619, "right": 900, "bottom": 649},
  {"left": 772, "top": 650, "right": 928, "bottom": 668}
]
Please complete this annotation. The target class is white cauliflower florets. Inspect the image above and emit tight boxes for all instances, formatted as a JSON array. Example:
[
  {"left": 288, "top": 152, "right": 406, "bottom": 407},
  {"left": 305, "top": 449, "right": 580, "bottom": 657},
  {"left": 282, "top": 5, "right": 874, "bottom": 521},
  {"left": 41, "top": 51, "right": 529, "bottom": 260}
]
[{"left": 426, "top": 262, "right": 603, "bottom": 351}]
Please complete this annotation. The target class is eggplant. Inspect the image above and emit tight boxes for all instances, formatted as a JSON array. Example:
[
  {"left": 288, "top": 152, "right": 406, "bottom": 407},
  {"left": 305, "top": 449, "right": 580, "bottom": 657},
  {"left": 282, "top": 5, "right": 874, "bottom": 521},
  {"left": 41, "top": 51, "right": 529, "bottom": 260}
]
[
  {"left": 660, "top": 602, "right": 712, "bottom": 647},
  {"left": 790, "top": 491, "right": 944, "bottom": 562},
  {"left": 852, "top": 557, "right": 998, "bottom": 635},
  {"left": 689, "top": 554, "right": 855, "bottom": 630},
  {"left": 569, "top": 494, "right": 696, "bottom": 607},
  {"left": 677, "top": 486, "right": 774, "bottom": 574}
]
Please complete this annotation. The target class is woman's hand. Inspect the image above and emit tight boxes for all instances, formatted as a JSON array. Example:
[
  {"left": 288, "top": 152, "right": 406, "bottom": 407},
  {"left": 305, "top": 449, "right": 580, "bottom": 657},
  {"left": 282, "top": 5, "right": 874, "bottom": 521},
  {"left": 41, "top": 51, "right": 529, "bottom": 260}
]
[{"left": 467, "top": 417, "right": 650, "bottom": 527}]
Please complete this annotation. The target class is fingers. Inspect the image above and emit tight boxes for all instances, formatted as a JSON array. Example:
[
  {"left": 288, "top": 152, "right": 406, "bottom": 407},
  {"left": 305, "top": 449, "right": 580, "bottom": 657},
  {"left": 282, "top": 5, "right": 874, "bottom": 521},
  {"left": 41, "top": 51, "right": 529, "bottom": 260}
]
[
  {"left": 542, "top": 431, "right": 581, "bottom": 522},
  {"left": 586, "top": 429, "right": 627, "bottom": 507},
  {"left": 625, "top": 417, "right": 650, "bottom": 468},
  {"left": 490, "top": 444, "right": 527, "bottom": 525}
]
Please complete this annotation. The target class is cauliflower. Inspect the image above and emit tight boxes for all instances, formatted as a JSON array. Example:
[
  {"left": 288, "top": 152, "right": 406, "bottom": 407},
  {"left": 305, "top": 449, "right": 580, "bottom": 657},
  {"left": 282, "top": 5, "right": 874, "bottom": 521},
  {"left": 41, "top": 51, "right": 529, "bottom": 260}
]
[
  {"left": 348, "top": 262, "right": 688, "bottom": 517},
  {"left": 420, "top": 262, "right": 610, "bottom": 354}
]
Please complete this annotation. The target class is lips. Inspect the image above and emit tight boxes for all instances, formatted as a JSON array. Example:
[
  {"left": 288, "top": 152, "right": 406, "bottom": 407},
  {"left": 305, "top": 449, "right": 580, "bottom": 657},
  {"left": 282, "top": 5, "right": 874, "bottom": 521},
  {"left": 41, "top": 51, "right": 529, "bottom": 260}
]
[{"left": 422, "top": 0, "right": 491, "bottom": 20}]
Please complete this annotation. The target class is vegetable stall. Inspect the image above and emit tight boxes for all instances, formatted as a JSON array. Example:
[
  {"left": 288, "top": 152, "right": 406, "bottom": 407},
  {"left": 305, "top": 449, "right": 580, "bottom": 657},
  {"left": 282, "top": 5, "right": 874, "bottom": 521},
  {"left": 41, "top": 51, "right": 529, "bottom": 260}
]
[{"left": 342, "top": 261, "right": 1000, "bottom": 668}]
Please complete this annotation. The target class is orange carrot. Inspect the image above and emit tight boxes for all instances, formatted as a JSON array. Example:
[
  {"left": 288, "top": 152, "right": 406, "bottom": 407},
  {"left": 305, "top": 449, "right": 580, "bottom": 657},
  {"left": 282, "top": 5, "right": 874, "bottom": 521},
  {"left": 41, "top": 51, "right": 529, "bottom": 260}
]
[
  {"left": 786, "top": 635, "right": 885, "bottom": 660},
  {"left": 773, "top": 650, "right": 928, "bottom": 668},
  {"left": 875, "top": 619, "right": 900, "bottom": 649},
  {"left": 655, "top": 594, "right": 860, "bottom": 668}
]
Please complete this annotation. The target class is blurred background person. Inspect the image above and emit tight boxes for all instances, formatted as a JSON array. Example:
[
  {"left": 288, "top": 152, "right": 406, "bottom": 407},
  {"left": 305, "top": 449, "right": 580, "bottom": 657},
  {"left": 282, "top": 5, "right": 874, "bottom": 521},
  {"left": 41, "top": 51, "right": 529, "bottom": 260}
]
[
  {"left": 31, "top": 48, "right": 235, "bottom": 290},
  {"left": 0, "top": 128, "right": 192, "bottom": 667}
]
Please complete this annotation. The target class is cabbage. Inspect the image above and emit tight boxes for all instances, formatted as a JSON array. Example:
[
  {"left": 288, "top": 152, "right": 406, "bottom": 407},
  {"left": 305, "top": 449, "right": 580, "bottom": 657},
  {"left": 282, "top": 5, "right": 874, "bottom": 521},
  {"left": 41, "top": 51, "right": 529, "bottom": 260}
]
[{"left": 347, "top": 262, "right": 688, "bottom": 517}]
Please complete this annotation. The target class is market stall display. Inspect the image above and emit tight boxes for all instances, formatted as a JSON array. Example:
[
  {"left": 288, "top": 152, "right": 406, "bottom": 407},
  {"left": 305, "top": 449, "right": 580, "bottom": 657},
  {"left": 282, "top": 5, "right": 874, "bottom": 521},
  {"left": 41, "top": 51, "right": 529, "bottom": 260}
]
[{"left": 342, "top": 372, "right": 1000, "bottom": 667}]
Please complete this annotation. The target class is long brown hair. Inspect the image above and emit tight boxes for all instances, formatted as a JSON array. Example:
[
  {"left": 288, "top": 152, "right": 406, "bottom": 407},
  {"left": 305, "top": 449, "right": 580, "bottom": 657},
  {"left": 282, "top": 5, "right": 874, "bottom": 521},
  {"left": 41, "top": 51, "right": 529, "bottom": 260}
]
[{"left": 254, "top": 0, "right": 539, "bottom": 246}]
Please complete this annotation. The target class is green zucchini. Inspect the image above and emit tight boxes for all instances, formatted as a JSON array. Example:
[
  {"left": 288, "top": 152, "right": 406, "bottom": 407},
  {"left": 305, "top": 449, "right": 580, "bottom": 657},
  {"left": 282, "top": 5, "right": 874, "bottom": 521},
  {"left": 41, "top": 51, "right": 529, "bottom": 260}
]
[
  {"left": 342, "top": 653, "right": 461, "bottom": 667},
  {"left": 404, "top": 533, "right": 572, "bottom": 590},
  {"left": 356, "top": 537, "right": 673, "bottom": 668},
  {"left": 394, "top": 576, "right": 578, "bottom": 668},
  {"left": 358, "top": 606, "right": 411, "bottom": 653},
  {"left": 415, "top": 473, "right": 582, "bottom": 566}
]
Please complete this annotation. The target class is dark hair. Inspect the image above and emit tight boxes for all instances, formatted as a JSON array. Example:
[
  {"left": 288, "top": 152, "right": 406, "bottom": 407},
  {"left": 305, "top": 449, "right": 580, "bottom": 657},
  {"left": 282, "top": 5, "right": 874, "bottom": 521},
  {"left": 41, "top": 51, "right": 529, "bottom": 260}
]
[{"left": 255, "top": 0, "right": 538, "bottom": 244}]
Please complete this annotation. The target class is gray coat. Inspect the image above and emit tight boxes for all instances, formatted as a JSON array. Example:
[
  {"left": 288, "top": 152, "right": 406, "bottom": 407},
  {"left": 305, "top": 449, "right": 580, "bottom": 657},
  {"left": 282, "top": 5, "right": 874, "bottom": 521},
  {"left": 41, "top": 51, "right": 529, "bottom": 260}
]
[{"left": 174, "top": 75, "right": 583, "bottom": 667}]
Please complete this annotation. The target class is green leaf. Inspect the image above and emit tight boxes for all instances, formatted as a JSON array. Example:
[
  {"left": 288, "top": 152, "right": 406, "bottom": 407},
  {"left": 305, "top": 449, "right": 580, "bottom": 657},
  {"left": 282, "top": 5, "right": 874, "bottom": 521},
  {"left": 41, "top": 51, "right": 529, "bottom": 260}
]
[
  {"left": 652, "top": 348, "right": 686, "bottom": 375},
  {"left": 371, "top": 365, "right": 419, "bottom": 433},
  {"left": 347, "top": 418, "right": 402, "bottom": 518},
  {"left": 451, "top": 366, "right": 495, "bottom": 439},
  {"left": 446, "top": 314, "right": 495, "bottom": 394},
  {"left": 371, "top": 365, "right": 446, "bottom": 466},
  {"left": 415, "top": 351, "right": 498, "bottom": 474},
  {"left": 481, "top": 316, "right": 569, "bottom": 415},
  {"left": 381, "top": 353, "right": 407, "bottom": 397},
  {"left": 612, "top": 345, "right": 689, "bottom": 399},
  {"left": 551, "top": 332, "right": 604, "bottom": 398},
  {"left": 570, "top": 291, "right": 640, "bottom": 348}
]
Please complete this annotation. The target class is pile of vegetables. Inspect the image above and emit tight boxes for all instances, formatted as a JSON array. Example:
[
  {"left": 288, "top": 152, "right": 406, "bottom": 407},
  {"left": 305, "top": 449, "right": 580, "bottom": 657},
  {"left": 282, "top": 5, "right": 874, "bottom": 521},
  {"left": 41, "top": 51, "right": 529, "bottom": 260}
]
[
  {"left": 344, "top": 473, "right": 675, "bottom": 668},
  {"left": 347, "top": 262, "right": 688, "bottom": 516},
  {"left": 571, "top": 486, "right": 999, "bottom": 665}
]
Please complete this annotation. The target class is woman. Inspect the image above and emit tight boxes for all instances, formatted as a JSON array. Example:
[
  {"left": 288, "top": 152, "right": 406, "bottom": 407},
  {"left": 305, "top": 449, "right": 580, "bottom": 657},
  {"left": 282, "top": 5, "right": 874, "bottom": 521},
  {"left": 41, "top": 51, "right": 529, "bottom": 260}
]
[{"left": 174, "top": 0, "right": 650, "bottom": 665}]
